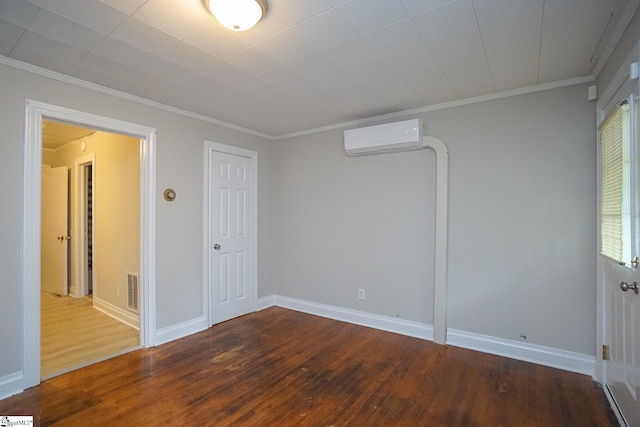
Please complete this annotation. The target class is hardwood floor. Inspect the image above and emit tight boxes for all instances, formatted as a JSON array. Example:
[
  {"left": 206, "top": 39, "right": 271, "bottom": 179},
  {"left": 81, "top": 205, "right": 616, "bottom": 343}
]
[
  {"left": 41, "top": 291, "right": 140, "bottom": 379},
  {"left": 3, "top": 307, "right": 617, "bottom": 426}
]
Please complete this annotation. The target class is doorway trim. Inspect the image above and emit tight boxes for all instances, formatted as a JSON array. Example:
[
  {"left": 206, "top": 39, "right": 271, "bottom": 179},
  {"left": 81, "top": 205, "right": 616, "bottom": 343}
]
[
  {"left": 73, "top": 154, "right": 95, "bottom": 299},
  {"left": 22, "top": 100, "right": 157, "bottom": 389},
  {"left": 203, "top": 141, "right": 258, "bottom": 327}
]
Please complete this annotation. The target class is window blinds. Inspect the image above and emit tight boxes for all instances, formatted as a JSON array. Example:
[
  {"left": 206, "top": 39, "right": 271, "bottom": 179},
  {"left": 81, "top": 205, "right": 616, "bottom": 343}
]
[{"left": 600, "top": 103, "right": 629, "bottom": 262}]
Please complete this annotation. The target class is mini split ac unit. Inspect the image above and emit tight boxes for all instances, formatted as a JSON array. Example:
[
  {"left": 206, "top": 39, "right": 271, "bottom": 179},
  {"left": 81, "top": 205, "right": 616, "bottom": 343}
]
[{"left": 344, "top": 118, "right": 424, "bottom": 156}]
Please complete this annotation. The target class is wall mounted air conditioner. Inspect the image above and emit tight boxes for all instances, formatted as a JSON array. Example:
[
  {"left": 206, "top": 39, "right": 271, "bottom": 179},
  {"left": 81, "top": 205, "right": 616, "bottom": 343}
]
[{"left": 344, "top": 118, "right": 424, "bottom": 156}]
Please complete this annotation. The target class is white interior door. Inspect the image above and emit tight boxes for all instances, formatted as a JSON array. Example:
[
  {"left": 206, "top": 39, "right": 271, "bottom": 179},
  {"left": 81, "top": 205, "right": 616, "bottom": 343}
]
[
  {"left": 604, "top": 261, "right": 640, "bottom": 425},
  {"left": 41, "top": 166, "right": 69, "bottom": 296},
  {"left": 209, "top": 149, "right": 255, "bottom": 324}
]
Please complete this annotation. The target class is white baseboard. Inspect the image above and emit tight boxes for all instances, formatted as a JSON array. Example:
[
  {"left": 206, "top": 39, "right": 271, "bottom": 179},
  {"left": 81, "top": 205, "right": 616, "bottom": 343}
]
[
  {"left": 155, "top": 316, "right": 208, "bottom": 346},
  {"left": 0, "top": 371, "right": 24, "bottom": 400},
  {"left": 258, "top": 295, "right": 432, "bottom": 340},
  {"left": 93, "top": 297, "right": 140, "bottom": 330},
  {"left": 256, "top": 294, "right": 276, "bottom": 311},
  {"left": 258, "top": 294, "right": 594, "bottom": 376},
  {"left": 447, "top": 329, "right": 595, "bottom": 376}
]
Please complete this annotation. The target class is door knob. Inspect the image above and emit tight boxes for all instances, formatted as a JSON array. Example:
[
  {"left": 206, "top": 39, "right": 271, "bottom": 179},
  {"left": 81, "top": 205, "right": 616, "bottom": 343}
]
[
  {"left": 213, "top": 243, "right": 221, "bottom": 250},
  {"left": 619, "top": 281, "right": 639, "bottom": 294}
]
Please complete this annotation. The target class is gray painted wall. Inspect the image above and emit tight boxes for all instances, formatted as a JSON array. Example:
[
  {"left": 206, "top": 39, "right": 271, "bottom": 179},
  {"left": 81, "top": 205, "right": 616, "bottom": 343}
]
[
  {"left": 0, "top": 57, "right": 605, "bottom": 388},
  {"left": 272, "top": 131, "right": 436, "bottom": 322},
  {"left": 273, "top": 83, "right": 597, "bottom": 355},
  {"left": 0, "top": 62, "right": 276, "bottom": 381}
]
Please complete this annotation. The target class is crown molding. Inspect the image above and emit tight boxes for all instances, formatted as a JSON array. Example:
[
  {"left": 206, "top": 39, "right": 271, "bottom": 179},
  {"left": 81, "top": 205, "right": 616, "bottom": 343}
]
[
  {"left": 275, "top": 75, "right": 595, "bottom": 140},
  {"left": 0, "top": 55, "right": 275, "bottom": 140},
  {"left": 1, "top": 55, "right": 595, "bottom": 142}
]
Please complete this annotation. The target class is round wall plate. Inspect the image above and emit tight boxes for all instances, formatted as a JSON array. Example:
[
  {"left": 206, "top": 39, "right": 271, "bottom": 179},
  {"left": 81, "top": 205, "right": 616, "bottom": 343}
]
[{"left": 163, "top": 188, "right": 176, "bottom": 202}]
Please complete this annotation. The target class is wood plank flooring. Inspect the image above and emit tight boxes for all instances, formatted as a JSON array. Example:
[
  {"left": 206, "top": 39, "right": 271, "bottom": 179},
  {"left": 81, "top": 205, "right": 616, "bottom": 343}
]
[
  {"left": 3, "top": 307, "right": 617, "bottom": 426},
  {"left": 41, "top": 292, "right": 140, "bottom": 379}
]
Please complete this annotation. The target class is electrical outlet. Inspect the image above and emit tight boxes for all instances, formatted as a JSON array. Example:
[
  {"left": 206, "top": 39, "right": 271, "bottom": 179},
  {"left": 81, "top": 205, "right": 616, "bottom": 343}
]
[
  {"left": 117, "top": 287, "right": 120, "bottom": 297},
  {"left": 358, "top": 288, "right": 365, "bottom": 300}
]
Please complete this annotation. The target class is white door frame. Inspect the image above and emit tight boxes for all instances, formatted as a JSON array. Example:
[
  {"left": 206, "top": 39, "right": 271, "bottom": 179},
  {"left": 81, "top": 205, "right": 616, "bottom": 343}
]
[
  {"left": 74, "top": 154, "right": 96, "bottom": 298},
  {"left": 22, "top": 100, "right": 157, "bottom": 389},
  {"left": 203, "top": 141, "right": 258, "bottom": 327}
]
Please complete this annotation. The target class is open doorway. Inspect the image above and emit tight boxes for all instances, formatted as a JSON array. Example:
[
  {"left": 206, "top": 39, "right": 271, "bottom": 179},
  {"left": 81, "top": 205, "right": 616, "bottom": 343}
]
[
  {"left": 23, "top": 100, "right": 157, "bottom": 390},
  {"left": 40, "top": 120, "right": 141, "bottom": 379},
  {"left": 78, "top": 160, "right": 93, "bottom": 297}
]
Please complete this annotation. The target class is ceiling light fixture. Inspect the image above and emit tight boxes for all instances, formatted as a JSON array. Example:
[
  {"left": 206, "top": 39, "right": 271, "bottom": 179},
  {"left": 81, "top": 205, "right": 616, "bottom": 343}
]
[{"left": 205, "top": 0, "right": 268, "bottom": 32}]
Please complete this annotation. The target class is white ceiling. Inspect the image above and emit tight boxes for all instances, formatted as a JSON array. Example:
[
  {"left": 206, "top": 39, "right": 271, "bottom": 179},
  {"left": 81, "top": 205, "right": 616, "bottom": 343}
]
[
  {"left": 41, "top": 120, "right": 96, "bottom": 149},
  {"left": 0, "top": 0, "right": 635, "bottom": 137}
]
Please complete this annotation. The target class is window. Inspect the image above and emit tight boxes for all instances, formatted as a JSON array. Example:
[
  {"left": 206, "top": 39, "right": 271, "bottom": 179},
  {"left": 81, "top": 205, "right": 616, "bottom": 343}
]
[{"left": 600, "top": 102, "right": 631, "bottom": 263}]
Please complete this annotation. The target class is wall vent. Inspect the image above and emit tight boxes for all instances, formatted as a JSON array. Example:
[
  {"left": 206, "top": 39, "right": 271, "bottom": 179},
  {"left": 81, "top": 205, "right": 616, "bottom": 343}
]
[{"left": 127, "top": 272, "right": 139, "bottom": 313}]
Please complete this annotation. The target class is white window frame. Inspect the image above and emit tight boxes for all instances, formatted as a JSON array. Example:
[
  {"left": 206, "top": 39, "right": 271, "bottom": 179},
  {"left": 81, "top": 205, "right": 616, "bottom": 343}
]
[{"left": 599, "top": 99, "right": 633, "bottom": 264}]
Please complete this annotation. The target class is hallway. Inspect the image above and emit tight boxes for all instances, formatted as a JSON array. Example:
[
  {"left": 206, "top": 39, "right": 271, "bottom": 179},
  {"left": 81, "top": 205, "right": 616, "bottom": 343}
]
[{"left": 41, "top": 292, "right": 140, "bottom": 379}]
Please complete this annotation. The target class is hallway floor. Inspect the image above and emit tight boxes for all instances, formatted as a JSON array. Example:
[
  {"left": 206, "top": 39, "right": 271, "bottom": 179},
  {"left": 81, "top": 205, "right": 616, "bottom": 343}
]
[{"left": 41, "top": 291, "right": 140, "bottom": 379}]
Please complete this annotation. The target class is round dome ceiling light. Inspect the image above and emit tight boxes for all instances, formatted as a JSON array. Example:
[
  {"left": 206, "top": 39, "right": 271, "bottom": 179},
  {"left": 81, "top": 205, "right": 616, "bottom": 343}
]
[{"left": 205, "top": 0, "right": 268, "bottom": 32}]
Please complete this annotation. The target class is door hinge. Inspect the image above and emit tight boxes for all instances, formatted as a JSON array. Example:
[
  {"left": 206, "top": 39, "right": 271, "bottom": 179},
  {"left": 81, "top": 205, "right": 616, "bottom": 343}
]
[{"left": 603, "top": 344, "right": 610, "bottom": 361}]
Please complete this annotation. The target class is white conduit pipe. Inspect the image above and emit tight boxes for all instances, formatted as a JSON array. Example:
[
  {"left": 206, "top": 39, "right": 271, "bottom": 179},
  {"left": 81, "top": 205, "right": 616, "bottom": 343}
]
[{"left": 423, "top": 136, "right": 449, "bottom": 345}]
